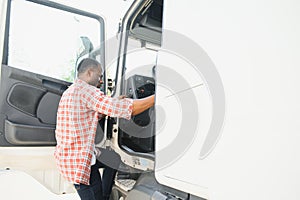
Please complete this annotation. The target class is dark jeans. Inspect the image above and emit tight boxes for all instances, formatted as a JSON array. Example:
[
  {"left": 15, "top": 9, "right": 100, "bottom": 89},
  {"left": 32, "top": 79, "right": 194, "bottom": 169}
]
[{"left": 74, "top": 149, "right": 121, "bottom": 200}]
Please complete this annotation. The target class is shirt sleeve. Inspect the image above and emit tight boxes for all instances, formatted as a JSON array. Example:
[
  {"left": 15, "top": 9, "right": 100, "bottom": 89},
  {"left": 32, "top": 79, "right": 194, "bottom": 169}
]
[{"left": 83, "top": 87, "right": 133, "bottom": 120}]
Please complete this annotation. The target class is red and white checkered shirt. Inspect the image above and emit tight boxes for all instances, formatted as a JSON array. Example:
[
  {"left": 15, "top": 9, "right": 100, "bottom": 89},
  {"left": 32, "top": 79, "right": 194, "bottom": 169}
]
[{"left": 54, "top": 79, "right": 133, "bottom": 185}]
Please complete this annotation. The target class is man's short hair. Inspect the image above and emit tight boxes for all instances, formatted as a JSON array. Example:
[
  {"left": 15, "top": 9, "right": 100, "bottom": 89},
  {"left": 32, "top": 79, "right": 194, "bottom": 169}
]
[{"left": 77, "top": 58, "right": 101, "bottom": 74}]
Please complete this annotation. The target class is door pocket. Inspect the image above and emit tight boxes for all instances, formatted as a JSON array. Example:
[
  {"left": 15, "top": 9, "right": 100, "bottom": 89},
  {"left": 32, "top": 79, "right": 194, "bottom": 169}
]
[{"left": 4, "top": 120, "right": 56, "bottom": 145}]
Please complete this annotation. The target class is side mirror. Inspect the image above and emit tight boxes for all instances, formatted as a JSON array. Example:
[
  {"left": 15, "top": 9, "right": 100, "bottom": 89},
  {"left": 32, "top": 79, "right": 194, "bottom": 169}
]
[
  {"left": 77, "top": 36, "right": 94, "bottom": 58},
  {"left": 74, "top": 36, "right": 94, "bottom": 78}
]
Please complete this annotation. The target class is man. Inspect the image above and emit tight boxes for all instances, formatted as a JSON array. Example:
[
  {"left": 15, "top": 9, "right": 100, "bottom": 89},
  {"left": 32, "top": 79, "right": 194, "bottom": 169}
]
[{"left": 54, "top": 58, "right": 155, "bottom": 200}]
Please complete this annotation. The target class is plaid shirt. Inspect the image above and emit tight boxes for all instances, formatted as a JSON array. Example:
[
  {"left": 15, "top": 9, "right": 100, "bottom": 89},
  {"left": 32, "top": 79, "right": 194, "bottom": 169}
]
[{"left": 54, "top": 79, "right": 133, "bottom": 185}]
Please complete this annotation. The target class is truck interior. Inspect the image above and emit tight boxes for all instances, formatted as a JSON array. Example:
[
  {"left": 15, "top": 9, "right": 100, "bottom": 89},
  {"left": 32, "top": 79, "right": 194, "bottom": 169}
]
[
  {"left": 129, "top": 0, "right": 163, "bottom": 46},
  {"left": 117, "top": 0, "right": 162, "bottom": 156}
]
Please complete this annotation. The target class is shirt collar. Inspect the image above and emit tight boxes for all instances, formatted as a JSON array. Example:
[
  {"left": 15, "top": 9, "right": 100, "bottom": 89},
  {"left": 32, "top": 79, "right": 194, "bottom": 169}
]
[{"left": 75, "top": 78, "right": 88, "bottom": 85}]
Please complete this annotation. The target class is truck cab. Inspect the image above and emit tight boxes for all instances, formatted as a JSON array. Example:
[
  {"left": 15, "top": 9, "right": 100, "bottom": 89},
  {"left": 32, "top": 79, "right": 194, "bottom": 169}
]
[
  {"left": 0, "top": 0, "right": 199, "bottom": 199},
  {"left": 1, "top": 0, "right": 300, "bottom": 200}
]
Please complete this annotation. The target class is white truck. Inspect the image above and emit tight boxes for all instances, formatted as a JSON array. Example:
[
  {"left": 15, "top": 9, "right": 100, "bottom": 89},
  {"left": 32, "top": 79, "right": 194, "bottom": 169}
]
[{"left": 0, "top": 0, "right": 300, "bottom": 199}]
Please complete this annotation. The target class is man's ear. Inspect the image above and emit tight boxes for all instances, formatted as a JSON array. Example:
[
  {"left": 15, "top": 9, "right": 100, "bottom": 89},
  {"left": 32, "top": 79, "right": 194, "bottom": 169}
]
[{"left": 87, "top": 68, "right": 93, "bottom": 78}]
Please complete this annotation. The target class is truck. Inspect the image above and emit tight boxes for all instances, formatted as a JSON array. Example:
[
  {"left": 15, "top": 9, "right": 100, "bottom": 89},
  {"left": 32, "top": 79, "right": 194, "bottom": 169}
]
[{"left": 0, "top": 0, "right": 300, "bottom": 199}]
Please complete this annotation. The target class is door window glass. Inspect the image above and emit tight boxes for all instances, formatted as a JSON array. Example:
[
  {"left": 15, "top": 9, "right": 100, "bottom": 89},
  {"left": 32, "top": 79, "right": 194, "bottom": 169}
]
[{"left": 8, "top": 0, "right": 101, "bottom": 82}]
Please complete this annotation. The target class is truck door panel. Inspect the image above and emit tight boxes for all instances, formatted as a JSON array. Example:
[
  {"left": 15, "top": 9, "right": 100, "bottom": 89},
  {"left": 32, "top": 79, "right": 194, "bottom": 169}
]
[
  {"left": 0, "top": 64, "right": 69, "bottom": 146},
  {"left": 0, "top": 0, "right": 103, "bottom": 147}
]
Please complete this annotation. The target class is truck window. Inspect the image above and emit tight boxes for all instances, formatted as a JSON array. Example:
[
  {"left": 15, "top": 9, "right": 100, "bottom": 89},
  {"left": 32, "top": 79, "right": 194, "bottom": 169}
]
[{"left": 7, "top": 0, "right": 101, "bottom": 82}]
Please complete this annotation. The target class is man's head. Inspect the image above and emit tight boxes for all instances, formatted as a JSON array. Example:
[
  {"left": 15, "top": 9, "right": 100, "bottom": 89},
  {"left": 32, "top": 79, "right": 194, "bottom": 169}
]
[{"left": 77, "top": 58, "right": 103, "bottom": 87}]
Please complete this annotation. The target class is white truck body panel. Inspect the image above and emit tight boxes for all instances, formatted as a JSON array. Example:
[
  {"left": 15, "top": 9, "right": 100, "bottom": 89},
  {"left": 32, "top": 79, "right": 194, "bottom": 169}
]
[
  {"left": 155, "top": 0, "right": 300, "bottom": 199},
  {"left": 1, "top": 0, "right": 300, "bottom": 199}
]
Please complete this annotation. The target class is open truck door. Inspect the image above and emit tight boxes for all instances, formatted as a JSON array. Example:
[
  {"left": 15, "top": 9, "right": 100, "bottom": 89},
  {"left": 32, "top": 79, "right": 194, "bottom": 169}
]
[{"left": 0, "top": 0, "right": 105, "bottom": 195}]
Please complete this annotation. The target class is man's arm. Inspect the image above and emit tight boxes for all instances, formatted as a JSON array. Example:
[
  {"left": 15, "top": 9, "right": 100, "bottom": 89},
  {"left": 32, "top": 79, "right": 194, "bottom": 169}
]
[{"left": 131, "top": 95, "right": 155, "bottom": 116}]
